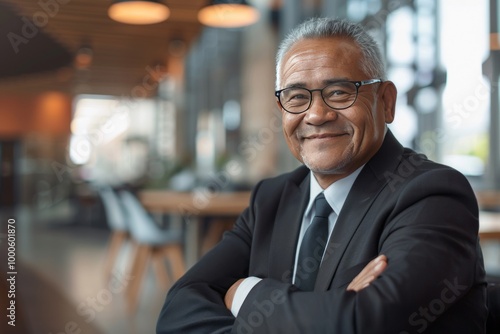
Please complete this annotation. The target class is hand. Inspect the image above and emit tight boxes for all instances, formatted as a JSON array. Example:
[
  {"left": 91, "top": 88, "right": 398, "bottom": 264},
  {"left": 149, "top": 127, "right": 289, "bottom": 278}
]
[
  {"left": 347, "top": 254, "right": 387, "bottom": 292},
  {"left": 224, "top": 278, "right": 245, "bottom": 310}
]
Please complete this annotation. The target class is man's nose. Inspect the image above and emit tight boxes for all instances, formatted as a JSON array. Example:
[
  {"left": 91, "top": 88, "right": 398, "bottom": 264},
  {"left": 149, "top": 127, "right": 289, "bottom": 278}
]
[{"left": 305, "top": 91, "right": 338, "bottom": 124}]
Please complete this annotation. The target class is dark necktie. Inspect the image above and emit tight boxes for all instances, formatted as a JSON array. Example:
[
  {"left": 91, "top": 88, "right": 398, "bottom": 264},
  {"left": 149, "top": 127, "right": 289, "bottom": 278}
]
[{"left": 295, "top": 193, "right": 333, "bottom": 291}]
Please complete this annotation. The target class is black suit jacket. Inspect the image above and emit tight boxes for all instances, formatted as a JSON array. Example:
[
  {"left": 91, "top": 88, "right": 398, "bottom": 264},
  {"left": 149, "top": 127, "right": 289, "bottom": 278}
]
[{"left": 157, "top": 131, "right": 487, "bottom": 334}]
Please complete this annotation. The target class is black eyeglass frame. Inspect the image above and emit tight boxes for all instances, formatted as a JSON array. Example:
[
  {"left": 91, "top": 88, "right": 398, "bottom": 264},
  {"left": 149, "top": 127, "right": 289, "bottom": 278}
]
[{"left": 275, "top": 78, "right": 383, "bottom": 114}]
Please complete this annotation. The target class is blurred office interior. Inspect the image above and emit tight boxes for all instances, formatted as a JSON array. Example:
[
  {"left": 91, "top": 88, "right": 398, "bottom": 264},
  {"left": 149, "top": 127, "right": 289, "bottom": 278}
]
[{"left": 0, "top": 0, "right": 499, "bottom": 333}]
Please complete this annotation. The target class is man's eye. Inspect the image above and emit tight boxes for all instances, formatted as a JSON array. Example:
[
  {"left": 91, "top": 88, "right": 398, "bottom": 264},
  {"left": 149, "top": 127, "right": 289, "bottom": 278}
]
[
  {"left": 284, "top": 90, "right": 309, "bottom": 102},
  {"left": 324, "top": 87, "right": 354, "bottom": 101},
  {"left": 328, "top": 90, "right": 348, "bottom": 96},
  {"left": 289, "top": 93, "right": 308, "bottom": 100}
]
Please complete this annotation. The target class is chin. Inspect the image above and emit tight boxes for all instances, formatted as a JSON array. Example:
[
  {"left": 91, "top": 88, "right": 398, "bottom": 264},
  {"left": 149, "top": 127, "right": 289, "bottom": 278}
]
[
  {"left": 301, "top": 151, "right": 353, "bottom": 175},
  {"left": 303, "top": 160, "right": 350, "bottom": 175}
]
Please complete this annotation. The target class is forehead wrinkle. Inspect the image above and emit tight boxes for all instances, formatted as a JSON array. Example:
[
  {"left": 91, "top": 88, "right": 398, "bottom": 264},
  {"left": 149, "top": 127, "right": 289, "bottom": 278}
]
[
  {"left": 284, "top": 52, "right": 336, "bottom": 73},
  {"left": 280, "top": 48, "right": 336, "bottom": 85},
  {"left": 281, "top": 54, "right": 352, "bottom": 88},
  {"left": 280, "top": 43, "right": 360, "bottom": 88},
  {"left": 283, "top": 77, "right": 352, "bottom": 90},
  {"left": 281, "top": 61, "right": 329, "bottom": 88}
]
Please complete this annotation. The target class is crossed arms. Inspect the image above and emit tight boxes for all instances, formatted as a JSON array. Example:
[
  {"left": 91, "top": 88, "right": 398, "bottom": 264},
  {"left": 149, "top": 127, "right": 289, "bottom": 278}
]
[
  {"left": 156, "top": 168, "right": 486, "bottom": 334},
  {"left": 224, "top": 254, "right": 388, "bottom": 310}
]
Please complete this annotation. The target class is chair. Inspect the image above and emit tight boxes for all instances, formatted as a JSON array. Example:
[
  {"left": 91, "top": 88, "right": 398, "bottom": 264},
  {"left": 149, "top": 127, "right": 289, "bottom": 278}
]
[
  {"left": 487, "top": 282, "right": 500, "bottom": 334},
  {"left": 119, "top": 190, "right": 185, "bottom": 313},
  {"left": 98, "top": 186, "right": 130, "bottom": 282}
]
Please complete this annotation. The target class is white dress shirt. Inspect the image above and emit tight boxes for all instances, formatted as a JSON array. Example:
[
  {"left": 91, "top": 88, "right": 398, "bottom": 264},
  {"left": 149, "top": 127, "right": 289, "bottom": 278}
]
[{"left": 230, "top": 166, "right": 363, "bottom": 316}]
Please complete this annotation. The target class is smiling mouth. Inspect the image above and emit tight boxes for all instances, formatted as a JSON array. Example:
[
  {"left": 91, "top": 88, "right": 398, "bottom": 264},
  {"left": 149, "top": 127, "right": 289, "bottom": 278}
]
[{"left": 303, "top": 133, "right": 347, "bottom": 140}]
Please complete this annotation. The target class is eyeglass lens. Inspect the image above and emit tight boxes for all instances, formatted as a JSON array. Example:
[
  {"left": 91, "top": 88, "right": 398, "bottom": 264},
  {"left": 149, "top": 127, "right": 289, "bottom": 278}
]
[{"left": 280, "top": 81, "right": 358, "bottom": 113}]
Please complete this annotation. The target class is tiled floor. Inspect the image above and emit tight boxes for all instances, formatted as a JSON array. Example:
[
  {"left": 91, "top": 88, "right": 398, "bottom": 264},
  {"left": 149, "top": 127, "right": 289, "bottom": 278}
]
[{"left": 7, "top": 203, "right": 170, "bottom": 334}]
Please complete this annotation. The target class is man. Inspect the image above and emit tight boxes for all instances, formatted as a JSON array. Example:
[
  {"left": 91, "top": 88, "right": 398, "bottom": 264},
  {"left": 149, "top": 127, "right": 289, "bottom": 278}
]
[{"left": 156, "top": 18, "right": 487, "bottom": 333}]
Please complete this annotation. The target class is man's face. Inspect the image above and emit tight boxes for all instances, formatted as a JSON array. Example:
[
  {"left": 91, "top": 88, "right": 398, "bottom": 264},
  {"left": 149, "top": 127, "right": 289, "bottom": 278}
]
[{"left": 277, "top": 37, "right": 396, "bottom": 186}]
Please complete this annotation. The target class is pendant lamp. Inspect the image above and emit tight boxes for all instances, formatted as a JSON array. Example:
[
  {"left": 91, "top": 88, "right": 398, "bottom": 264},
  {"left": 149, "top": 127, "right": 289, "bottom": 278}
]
[
  {"left": 108, "top": 0, "right": 170, "bottom": 25},
  {"left": 198, "top": 0, "right": 260, "bottom": 28}
]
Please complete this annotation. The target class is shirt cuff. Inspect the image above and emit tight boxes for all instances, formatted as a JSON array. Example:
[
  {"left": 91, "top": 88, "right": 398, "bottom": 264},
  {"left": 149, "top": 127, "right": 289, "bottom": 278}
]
[{"left": 230, "top": 276, "right": 262, "bottom": 317}]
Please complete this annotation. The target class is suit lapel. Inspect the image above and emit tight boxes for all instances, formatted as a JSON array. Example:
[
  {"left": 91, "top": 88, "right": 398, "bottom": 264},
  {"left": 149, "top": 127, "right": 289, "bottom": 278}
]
[
  {"left": 315, "top": 131, "right": 404, "bottom": 290},
  {"left": 268, "top": 168, "right": 310, "bottom": 283}
]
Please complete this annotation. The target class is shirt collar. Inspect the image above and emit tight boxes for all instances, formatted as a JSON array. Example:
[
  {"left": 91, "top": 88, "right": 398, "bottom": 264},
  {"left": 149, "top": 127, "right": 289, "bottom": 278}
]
[{"left": 305, "top": 165, "right": 364, "bottom": 216}]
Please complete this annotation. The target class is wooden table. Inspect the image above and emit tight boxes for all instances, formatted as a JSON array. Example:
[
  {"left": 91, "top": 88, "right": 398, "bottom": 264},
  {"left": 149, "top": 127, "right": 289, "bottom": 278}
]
[
  {"left": 139, "top": 190, "right": 500, "bottom": 264},
  {"left": 139, "top": 190, "right": 251, "bottom": 267},
  {"left": 475, "top": 191, "right": 500, "bottom": 240},
  {"left": 479, "top": 211, "right": 500, "bottom": 241},
  {"left": 476, "top": 191, "right": 500, "bottom": 210}
]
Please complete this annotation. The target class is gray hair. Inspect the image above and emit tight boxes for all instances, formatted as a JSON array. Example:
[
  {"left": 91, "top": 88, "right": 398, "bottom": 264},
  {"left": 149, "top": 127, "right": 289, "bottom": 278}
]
[{"left": 275, "top": 18, "right": 386, "bottom": 89}]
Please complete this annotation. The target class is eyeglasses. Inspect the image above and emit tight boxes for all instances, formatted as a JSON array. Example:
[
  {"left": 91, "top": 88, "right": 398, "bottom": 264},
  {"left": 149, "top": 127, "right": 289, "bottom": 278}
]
[{"left": 275, "top": 79, "right": 383, "bottom": 114}]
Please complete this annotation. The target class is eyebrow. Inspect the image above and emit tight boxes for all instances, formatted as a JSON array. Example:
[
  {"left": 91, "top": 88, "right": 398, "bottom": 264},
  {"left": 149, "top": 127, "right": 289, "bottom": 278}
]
[{"left": 283, "top": 77, "right": 351, "bottom": 89}]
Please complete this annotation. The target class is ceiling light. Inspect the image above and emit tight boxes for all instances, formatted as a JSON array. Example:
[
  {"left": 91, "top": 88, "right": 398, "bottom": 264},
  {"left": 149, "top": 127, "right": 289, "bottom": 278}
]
[
  {"left": 198, "top": 1, "right": 260, "bottom": 28},
  {"left": 75, "top": 44, "right": 93, "bottom": 69},
  {"left": 108, "top": 0, "right": 170, "bottom": 25}
]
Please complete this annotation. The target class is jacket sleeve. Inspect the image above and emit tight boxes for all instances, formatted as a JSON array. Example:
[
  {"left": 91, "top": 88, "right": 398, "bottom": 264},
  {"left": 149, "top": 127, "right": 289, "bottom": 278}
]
[
  {"left": 232, "top": 168, "right": 486, "bottom": 334},
  {"left": 156, "top": 183, "right": 262, "bottom": 334}
]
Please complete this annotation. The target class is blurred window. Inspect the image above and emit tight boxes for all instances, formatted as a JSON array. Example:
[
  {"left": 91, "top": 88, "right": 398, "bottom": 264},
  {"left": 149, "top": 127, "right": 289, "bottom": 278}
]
[
  {"left": 439, "top": 0, "right": 490, "bottom": 179},
  {"left": 69, "top": 95, "right": 156, "bottom": 185}
]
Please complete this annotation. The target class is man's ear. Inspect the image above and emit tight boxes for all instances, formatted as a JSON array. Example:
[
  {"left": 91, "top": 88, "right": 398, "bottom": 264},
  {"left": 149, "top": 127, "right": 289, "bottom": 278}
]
[{"left": 379, "top": 81, "right": 397, "bottom": 124}]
